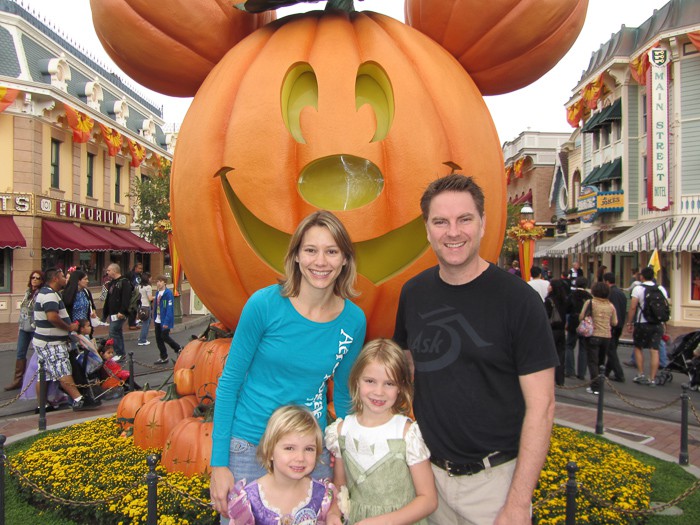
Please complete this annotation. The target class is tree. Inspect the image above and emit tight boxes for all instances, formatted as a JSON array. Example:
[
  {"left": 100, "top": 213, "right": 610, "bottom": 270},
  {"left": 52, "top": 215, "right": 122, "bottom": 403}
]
[
  {"left": 500, "top": 202, "right": 522, "bottom": 263},
  {"left": 128, "top": 164, "right": 171, "bottom": 249}
]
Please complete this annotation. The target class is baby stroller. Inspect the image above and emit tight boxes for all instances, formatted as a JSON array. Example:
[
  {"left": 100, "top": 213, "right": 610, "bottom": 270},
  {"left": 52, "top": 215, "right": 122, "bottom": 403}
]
[
  {"left": 69, "top": 334, "right": 107, "bottom": 404},
  {"left": 660, "top": 331, "right": 700, "bottom": 389}
]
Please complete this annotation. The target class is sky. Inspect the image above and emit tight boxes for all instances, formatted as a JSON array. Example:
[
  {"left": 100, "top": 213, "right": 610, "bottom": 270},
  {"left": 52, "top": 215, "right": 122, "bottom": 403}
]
[{"left": 18, "top": 0, "right": 669, "bottom": 143}]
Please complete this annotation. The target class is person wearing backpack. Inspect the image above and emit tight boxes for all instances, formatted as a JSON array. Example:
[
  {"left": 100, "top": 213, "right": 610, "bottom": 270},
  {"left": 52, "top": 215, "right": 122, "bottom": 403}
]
[
  {"left": 626, "top": 266, "right": 669, "bottom": 386},
  {"left": 102, "top": 263, "right": 133, "bottom": 362}
]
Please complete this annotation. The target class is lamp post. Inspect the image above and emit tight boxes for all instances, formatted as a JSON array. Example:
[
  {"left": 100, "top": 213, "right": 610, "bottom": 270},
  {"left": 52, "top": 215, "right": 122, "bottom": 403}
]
[{"left": 507, "top": 202, "right": 544, "bottom": 281}]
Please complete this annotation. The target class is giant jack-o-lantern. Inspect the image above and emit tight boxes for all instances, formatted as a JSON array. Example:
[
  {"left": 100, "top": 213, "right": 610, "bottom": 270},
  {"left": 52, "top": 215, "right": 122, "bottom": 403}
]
[{"left": 171, "top": 10, "right": 505, "bottom": 338}]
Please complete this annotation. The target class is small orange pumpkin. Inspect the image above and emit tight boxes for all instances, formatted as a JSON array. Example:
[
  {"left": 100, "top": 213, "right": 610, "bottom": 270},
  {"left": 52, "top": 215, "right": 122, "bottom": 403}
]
[
  {"left": 405, "top": 0, "right": 589, "bottom": 95},
  {"left": 133, "top": 384, "right": 198, "bottom": 450},
  {"left": 89, "top": 0, "right": 275, "bottom": 96},
  {"left": 174, "top": 367, "right": 196, "bottom": 396},
  {"left": 192, "top": 339, "right": 230, "bottom": 403},
  {"left": 173, "top": 339, "right": 202, "bottom": 374},
  {"left": 172, "top": 10, "right": 506, "bottom": 339},
  {"left": 115, "top": 388, "right": 164, "bottom": 432},
  {"left": 162, "top": 404, "right": 214, "bottom": 477}
]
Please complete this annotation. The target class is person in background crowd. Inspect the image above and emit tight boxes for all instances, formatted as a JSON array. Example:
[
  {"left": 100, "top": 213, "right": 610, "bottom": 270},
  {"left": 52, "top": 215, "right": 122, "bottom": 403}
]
[
  {"left": 565, "top": 276, "right": 592, "bottom": 380},
  {"left": 603, "top": 272, "right": 627, "bottom": 382},
  {"left": 63, "top": 270, "right": 98, "bottom": 335},
  {"left": 137, "top": 272, "right": 154, "bottom": 346},
  {"left": 32, "top": 268, "right": 97, "bottom": 412},
  {"left": 527, "top": 266, "right": 549, "bottom": 301},
  {"left": 102, "top": 263, "right": 132, "bottom": 362},
  {"left": 627, "top": 266, "right": 669, "bottom": 387},
  {"left": 540, "top": 259, "right": 551, "bottom": 281},
  {"left": 627, "top": 268, "right": 642, "bottom": 292},
  {"left": 508, "top": 259, "right": 522, "bottom": 278},
  {"left": 126, "top": 262, "right": 143, "bottom": 330},
  {"left": 568, "top": 261, "right": 582, "bottom": 289},
  {"left": 545, "top": 279, "right": 569, "bottom": 387},
  {"left": 393, "top": 174, "right": 557, "bottom": 525},
  {"left": 152, "top": 275, "right": 182, "bottom": 365},
  {"left": 596, "top": 265, "right": 608, "bottom": 283},
  {"left": 5, "top": 270, "right": 43, "bottom": 390},
  {"left": 579, "top": 282, "right": 618, "bottom": 395}
]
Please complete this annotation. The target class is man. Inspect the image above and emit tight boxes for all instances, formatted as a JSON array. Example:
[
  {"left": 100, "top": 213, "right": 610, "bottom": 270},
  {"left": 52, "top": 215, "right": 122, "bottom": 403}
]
[
  {"left": 626, "top": 266, "right": 668, "bottom": 386},
  {"left": 394, "top": 174, "right": 558, "bottom": 525},
  {"left": 567, "top": 261, "right": 582, "bottom": 289},
  {"left": 527, "top": 266, "right": 549, "bottom": 301},
  {"left": 603, "top": 272, "right": 627, "bottom": 382},
  {"left": 33, "top": 268, "right": 97, "bottom": 411},
  {"left": 102, "top": 263, "right": 132, "bottom": 362},
  {"left": 540, "top": 259, "right": 551, "bottom": 281},
  {"left": 126, "top": 262, "right": 143, "bottom": 330},
  {"left": 152, "top": 275, "right": 181, "bottom": 364}
]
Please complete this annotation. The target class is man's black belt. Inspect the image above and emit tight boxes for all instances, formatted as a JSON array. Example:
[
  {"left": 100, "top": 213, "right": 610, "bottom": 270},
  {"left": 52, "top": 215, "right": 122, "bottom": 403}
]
[{"left": 430, "top": 451, "right": 517, "bottom": 477}]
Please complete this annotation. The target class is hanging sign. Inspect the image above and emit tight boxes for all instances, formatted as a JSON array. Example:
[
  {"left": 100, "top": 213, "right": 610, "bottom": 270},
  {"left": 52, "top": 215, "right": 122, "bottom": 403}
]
[{"left": 647, "top": 47, "right": 670, "bottom": 211}]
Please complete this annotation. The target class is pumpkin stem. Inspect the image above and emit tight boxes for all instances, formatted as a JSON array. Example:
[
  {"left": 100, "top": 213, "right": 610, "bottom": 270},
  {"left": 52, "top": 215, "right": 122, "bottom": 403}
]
[
  {"left": 161, "top": 382, "right": 181, "bottom": 401},
  {"left": 326, "top": 0, "right": 355, "bottom": 12}
]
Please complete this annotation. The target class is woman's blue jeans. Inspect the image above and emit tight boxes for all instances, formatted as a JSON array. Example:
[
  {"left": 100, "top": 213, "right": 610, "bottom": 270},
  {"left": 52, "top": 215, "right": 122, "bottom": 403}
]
[
  {"left": 16, "top": 329, "right": 33, "bottom": 360},
  {"left": 138, "top": 308, "right": 151, "bottom": 344}
]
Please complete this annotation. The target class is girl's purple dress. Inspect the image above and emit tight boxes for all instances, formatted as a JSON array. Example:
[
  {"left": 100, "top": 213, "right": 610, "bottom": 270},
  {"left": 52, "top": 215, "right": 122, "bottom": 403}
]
[{"left": 228, "top": 478, "right": 334, "bottom": 525}]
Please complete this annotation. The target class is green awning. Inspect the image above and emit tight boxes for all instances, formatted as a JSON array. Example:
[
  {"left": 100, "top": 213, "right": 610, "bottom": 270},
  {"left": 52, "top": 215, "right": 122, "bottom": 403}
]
[
  {"left": 581, "top": 99, "right": 622, "bottom": 133},
  {"left": 598, "top": 157, "right": 622, "bottom": 182},
  {"left": 581, "top": 157, "right": 622, "bottom": 186},
  {"left": 581, "top": 111, "right": 603, "bottom": 133}
]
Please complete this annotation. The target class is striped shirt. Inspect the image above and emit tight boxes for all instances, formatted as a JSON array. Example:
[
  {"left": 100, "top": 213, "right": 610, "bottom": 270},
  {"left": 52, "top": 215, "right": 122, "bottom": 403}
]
[{"left": 33, "top": 286, "right": 72, "bottom": 346}]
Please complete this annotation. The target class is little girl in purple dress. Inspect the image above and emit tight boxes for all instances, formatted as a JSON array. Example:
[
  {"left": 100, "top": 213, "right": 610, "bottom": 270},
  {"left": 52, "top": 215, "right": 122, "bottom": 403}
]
[{"left": 227, "top": 406, "right": 336, "bottom": 525}]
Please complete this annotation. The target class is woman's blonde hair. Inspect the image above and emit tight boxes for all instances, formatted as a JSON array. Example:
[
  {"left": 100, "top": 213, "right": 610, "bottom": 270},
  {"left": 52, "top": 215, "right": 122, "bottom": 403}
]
[
  {"left": 256, "top": 405, "right": 323, "bottom": 473},
  {"left": 279, "top": 210, "right": 358, "bottom": 299},
  {"left": 348, "top": 338, "right": 413, "bottom": 416}
]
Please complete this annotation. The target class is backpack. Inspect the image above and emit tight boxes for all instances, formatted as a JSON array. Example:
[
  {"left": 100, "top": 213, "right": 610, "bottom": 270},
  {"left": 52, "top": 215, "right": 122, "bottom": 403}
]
[
  {"left": 641, "top": 284, "right": 670, "bottom": 324},
  {"left": 128, "top": 286, "right": 142, "bottom": 314}
]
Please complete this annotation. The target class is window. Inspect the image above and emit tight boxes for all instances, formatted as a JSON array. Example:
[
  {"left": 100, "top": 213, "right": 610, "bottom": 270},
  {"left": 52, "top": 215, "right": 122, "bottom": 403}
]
[
  {"left": 50, "top": 139, "right": 60, "bottom": 188},
  {"left": 115, "top": 164, "right": 122, "bottom": 204},
  {"left": 0, "top": 249, "right": 10, "bottom": 293},
  {"left": 642, "top": 155, "right": 647, "bottom": 200},
  {"left": 613, "top": 121, "right": 622, "bottom": 142},
  {"left": 641, "top": 93, "right": 647, "bottom": 134},
  {"left": 601, "top": 125, "right": 610, "bottom": 147},
  {"left": 87, "top": 153, "right": 95, "bottom": 197},
  {"left": 692, "top": 253, "right": 700, "bottom": 301},
  {"left": 592, "top": 131, "right": 600, "bottom": 150}
]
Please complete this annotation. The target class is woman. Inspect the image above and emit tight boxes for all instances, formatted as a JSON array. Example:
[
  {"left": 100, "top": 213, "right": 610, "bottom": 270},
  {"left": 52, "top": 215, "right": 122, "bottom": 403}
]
[
  {"left": 209, "top": 211, "right": 367, "bottom": 521},
  {"left": 545, "top": 279, "right": 568, "bottom": 387},
  {"left": 63, "top": 270, "right": 98, "bottom": 331},
  {"left": 5, "top": 270, "right": 43, "bottom": 390},
  {"left": 580, "top": 281, "right": 618, "bottom": 395},
  {"left": 137, "top": 272, "right": 153, "bottom": 346}
]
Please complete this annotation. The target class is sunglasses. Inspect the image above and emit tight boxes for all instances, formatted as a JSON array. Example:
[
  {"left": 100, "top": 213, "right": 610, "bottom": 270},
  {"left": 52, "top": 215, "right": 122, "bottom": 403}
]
[{"left": 31, "top": 276, "right": 42, "bottom": 280}]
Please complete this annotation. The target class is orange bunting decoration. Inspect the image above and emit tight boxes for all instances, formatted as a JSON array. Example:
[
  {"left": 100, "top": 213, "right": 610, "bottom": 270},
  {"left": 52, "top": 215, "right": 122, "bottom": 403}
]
[
  {"left": 63, "top": 104, "right": 94, "bottom": 143},
  {"left": 581, "top": 74, "right": 605, "bottom": 110},
  {"left": 566, "top": 99, "right": 583, "bottom": 128},
  {"left": 0, "top": 86, "right": 19, "bottom": 113},
  {"left": 127, "top": 139, "right": 146, "bottom": 167},
  {"left": 98, "top": 123, "right": 123, "bottom": 156},
  {"left": 514, "top": 158, "right": 525, "bottom": 179}
]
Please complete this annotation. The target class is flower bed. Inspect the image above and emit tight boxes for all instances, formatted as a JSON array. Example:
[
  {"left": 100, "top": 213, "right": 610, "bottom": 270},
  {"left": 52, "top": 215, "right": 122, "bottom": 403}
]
[
  {"left": 534, "top": 426, "right": 654, "bottom": 524},
  {"left": 10, "top": 417, "right": 216, "bottom": 525},
  {"left": 9, "top": 420, "right": 653, "bottom": 524}
]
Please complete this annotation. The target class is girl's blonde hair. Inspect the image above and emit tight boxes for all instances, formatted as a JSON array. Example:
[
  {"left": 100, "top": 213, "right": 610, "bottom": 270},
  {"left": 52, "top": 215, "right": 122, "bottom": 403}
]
[
  {"left": 279, "top": 210, "right": 358, "bottom": 299},
  {"left": 349, "top": 338, "right": 413, "bottom": 416},
  {"left": 256, "top": 405, "right": 323, "bottom": 473}
]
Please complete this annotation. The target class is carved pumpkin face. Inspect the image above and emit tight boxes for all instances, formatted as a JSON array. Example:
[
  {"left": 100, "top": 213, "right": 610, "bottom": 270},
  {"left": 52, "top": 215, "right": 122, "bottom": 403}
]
[{"left": 171, "top": 10, "right": 505, "bottom": 337}]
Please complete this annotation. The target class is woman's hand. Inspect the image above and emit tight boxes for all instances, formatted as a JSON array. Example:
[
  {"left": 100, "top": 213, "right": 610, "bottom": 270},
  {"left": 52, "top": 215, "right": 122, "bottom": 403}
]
[
  {"left": 210, "top": 466, "right": 235, "bottom": 518},
  {"left": 326, "top": 512, "right": 344, "bottom": 525}
]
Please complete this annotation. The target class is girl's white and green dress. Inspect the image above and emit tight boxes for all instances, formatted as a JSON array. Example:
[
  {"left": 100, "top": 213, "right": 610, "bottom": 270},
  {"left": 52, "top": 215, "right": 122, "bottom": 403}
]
[{"left": 325, "top": 414, "right": 430, "bottom": 525}]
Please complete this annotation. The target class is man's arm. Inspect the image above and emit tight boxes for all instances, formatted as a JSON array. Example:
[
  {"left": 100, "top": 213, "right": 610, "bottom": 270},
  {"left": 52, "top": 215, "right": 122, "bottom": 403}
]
[
  {"left": 46, "top": 310, "right": 78, "bottom": 332},
  {"left": 626, "top": 296, "right": 639, "bottom": 332},
  {"left": 495, "top": 367, "right": 555, "bottom": 525}
]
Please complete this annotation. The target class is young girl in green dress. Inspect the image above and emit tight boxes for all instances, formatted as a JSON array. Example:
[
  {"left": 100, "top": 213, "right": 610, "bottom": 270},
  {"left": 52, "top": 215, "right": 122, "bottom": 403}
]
[{"left": 325, "top": 339, "right": 437, "bottom": 525}]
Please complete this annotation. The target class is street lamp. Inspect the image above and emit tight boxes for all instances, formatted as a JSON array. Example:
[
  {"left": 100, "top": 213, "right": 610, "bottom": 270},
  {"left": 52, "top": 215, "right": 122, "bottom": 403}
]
[{"left": 507, "top": 202, "right": 544, "bottom": 281}]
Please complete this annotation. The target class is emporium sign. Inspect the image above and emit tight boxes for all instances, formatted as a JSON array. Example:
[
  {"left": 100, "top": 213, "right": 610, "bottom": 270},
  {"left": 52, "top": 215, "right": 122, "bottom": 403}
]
[
  {"left": 647, "top": 47, "right": 670, "bottom": 211},
  {"left": 0, "top": 192, "right": 129, "bottom": 227}
]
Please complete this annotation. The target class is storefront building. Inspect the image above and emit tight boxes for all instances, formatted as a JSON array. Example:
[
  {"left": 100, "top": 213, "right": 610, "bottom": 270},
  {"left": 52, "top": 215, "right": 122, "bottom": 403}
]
[
  {"left": 542, "top": 0, "right": 700, "bottom": 327},
  {"left": 0, "top": 1, "right": 173, "bottom": 322}
]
